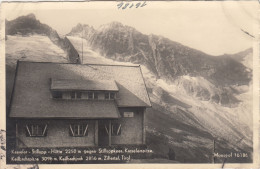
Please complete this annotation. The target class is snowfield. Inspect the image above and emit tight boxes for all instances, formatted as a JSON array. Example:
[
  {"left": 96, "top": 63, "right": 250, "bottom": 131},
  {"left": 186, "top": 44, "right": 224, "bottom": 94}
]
[{"left": 6, "top": 35, "right": 68, "bottom": 67}]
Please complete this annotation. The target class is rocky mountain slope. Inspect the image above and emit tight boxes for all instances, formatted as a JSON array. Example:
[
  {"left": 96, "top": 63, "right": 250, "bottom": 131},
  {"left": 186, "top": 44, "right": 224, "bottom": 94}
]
[
  {"left": 68, "top": 22, "right": 252, "bottom": 83},
  {"left": 68, "top": 22, "right": 253, "bottom": 162},
  {"left": 4, "top": 14, "right": 253, "bottom": 163},
  {"left": 228, "top": 48, "right": 253, "bottom": 69},
  {"left": 68, "top": 22, "right": 252, "bottom": 107}
]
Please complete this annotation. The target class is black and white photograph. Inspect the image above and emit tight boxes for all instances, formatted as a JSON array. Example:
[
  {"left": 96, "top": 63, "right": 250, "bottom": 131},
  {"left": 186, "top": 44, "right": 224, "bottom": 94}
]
[{"left": 0, "top": 1, "right": 258, "bottom": 168}]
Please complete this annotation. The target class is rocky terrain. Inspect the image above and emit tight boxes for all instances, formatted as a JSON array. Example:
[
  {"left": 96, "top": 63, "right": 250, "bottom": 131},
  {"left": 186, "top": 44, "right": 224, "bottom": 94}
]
[{"left": 68, "top": 22, "right": 252, "bottom": 107}]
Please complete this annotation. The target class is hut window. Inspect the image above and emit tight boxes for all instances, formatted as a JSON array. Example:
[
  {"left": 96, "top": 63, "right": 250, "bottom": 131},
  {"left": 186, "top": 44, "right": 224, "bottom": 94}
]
[
  {"left": 69, "top": 124, "right": 88, "bottom": 137},
  {"left": 111, "top": 123, "right": 121, "bottom": 136},
  {"left": 71, "top": 91, "right": 81, "bottom": 99},
  {"left": 105, "top": 92, "right": 116, "bottom": 100},
  {"left": 52, "top": 91, "right": 62, "bottom": 99},
  {"left": 110, "top": 93, "right": 115, "bottom": 99},
  {"left": 88, "top": 92, "right": 98, "bottom": 99},
  {"left": 76, "top": 92, "right": 82, "bottom": 99},
  {"left": 105, "top": 93, "right": 109, "bottom": 99},
  {"left": 25, "top": 124, "right": 47, "bottom": 137}
]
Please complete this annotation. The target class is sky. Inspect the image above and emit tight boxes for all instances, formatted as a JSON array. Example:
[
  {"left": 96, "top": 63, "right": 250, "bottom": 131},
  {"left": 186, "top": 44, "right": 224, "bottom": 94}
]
[{"left": 3, "top": 1, "right": 258, "bottom": 56}]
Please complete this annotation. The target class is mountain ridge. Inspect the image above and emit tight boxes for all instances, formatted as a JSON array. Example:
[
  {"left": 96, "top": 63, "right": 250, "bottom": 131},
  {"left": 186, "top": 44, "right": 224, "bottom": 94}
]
[
  {"left": 68, "top": 21, "right": 252, "bottom": 107},
  {"left": 68, "top": 22, "right": 252, "bottom": 86}
]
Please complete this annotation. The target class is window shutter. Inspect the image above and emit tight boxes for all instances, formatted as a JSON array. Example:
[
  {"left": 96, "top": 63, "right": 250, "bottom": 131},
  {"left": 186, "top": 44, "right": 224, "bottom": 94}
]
[
  {"left": 25, "top": 125, "right": 32, "bottom": 137},
  {"left": 69, "top": 124, "right": 75, "bottom": 136},
  {"left": 42, "top": 124, "right": 48, "bottom": 136},
  {"left": 111, "top": 123, "right": 121, "bottom": 136},
  {"left": 117, "top": 124, "right": 121, "bottom": 135},
  {"left": 83, "top": 124, "right": 88, "bottom": 136},
  {"left": 105, "top": 125, "right": 109, "bottom": 135}
]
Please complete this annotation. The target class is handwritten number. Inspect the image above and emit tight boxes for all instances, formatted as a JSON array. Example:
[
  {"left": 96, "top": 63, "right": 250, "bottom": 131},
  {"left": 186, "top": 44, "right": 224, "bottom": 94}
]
[
  {"left": 136, "top": 2, "right": 141, "bottom": 8},
  {"left": 141, "top": 1, "right": 147, "bottom": 7},
  {"left": 122, "top": 3, "right": 129, "bottom": 9},
  {"left": 117, "top": 2, "right": 124, "bottom": 9},
  {"left": 129, "top": 4, "right": 134, "bottom": 8},
  {"left": 117, "top": 1, "right": 147, "bottom": 10}
]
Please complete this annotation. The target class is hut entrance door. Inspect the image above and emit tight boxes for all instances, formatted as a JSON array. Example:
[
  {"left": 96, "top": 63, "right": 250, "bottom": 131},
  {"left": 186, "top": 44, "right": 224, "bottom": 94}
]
[{"left": 98, "top": 120, "right": 111, "bottom": 146}]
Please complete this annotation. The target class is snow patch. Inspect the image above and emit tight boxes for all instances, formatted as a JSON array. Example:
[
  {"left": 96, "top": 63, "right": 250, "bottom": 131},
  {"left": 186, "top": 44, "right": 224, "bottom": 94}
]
[{"left": 6, "top": 35, "right": 68, "bottom": 66}]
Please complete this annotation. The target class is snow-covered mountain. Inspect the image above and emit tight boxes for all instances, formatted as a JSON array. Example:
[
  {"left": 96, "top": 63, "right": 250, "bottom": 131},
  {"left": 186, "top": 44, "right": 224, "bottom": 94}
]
[
  {"left": 68, "top": 22, "right": 252, "bottom": 107},
  {"left": 6, "top": 14, "right": 80, "bottom": 64},
  {"left": 5, "top": 14, "right": 253, "bottom": 163},
  {"left": 68, "top": 22, "right": 251, "bottom": 82}
]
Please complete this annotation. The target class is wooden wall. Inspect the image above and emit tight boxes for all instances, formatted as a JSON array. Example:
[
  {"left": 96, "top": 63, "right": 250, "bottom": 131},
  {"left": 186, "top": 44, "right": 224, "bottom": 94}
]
[
  {"left": 111, "top": 107, "right": 145, "bottom": 145},
  {"left": 15, "top": 107, "right": 146, "bottom": 148}
]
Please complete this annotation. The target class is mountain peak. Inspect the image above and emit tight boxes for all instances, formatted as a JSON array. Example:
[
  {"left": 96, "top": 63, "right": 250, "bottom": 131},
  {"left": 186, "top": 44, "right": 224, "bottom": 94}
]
[
  {"left": 74, "top": 23, "right": 91, "bottom": 29},
  {"left": 98, "top": 21, "right": 125, "bottom": 31},
  {"left": 67, "top": 23, "right": 95, "bottom": 36},
  {"left": 5, "top": 13, "right": 60, "bottom": 38},
  {"left": 26, "top": 13, "right": 36, "bottom": 20},
  {"left": 108, "top": 21, "right": 124, "bottom": 27},
  {"left": 6, "top": 13, "right": 37, "bottom": 22}
]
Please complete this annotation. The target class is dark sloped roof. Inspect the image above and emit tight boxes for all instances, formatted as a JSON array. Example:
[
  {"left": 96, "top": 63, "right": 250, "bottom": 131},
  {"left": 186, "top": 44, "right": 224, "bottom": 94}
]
[
  {"left": 10, "top": 100, "right": 120, "bottom": 118},
  {"left": 51, "top": 78, "right": 119, "bottom": 91},
  {"left": 9, "top": 61, "right": 151, "bottom": 118}
]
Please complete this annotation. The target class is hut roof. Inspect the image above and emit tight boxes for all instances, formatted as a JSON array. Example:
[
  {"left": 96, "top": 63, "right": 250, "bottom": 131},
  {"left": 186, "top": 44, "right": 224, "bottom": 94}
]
[{"left": 9, "top": 61, "right": 151, "bottom": 118}]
